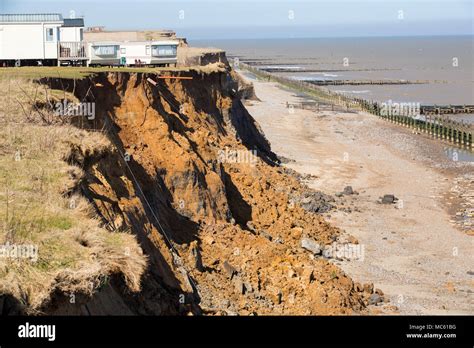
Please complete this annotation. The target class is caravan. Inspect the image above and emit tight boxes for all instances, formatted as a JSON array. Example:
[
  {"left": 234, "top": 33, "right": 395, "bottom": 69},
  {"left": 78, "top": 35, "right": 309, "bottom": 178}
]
[
  {"left": 87, "top": 40, "right": 179, "bottom": 67},
  {"left": 119, "top": 41, "right": 178, "bottom": 67},
  {"left": 0, "top": 13, "right": 180, "bottom": 67},
  {"left": 87, "top": 42, "right": 121, "bottom": 66},
  {"left": 0, "top": 13, "right": 87, "bottom": 66}
]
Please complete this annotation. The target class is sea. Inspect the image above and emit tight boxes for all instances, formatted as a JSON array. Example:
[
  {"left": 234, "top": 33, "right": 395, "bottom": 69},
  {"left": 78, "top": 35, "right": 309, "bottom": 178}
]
[{"left": 192, "top": 36, "right": 474, "bottom": 124}]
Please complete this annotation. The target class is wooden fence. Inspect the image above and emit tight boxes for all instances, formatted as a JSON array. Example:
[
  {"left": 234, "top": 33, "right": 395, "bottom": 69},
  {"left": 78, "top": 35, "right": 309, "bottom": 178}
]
[{"left": 239, "top": 62, "right": 473, "bottom": 150}]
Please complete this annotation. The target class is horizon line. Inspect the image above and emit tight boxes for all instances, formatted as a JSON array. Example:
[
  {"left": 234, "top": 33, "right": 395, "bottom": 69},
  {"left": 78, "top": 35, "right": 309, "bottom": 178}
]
[{"left": 187, "top": 34, "right": 474, "bottom": 41}]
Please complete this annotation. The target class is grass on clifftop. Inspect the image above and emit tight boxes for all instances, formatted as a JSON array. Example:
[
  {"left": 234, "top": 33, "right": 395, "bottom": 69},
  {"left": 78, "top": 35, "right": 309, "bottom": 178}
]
[
  {"left": 0, "top": 63, "right": 227, "bottom": 80},
  {"left": 0, "top": 77, "right": 147, "bottom": 313}
]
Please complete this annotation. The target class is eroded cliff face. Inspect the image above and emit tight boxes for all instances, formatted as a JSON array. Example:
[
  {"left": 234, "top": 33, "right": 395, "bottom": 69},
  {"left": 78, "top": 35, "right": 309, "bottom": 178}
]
[{"left": 41, "top": 65, "right": 369, "bottom": 315}]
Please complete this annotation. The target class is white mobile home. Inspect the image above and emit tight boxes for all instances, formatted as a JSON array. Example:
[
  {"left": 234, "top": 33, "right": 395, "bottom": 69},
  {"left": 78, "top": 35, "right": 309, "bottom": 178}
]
[
  {"left": 88, "top": 42, "right": 122, "bottom": 66},
  {"left": 0, "top": 13, "right": 87, "bottom": 66},
  {"left": 0, "top": 14, "right": 63, "bottom": 64},
  {"left": 0, "top": 13, "right": 179, "bottom": 67},
  {"left": 119, "top": 41, "right": 179, "bottom": 67}
]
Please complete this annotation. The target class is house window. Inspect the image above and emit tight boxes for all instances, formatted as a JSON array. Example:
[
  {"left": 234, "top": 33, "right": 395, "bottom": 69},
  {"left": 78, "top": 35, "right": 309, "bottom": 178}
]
[
  {"left": 145, "top": 45, "right": 150, "bottom": 55},
  {"left": 45, "top": 28, "right": 54, "bottom": 42},
  {"left": 79, "top": 28, "right": 83, "bottom": 41},
  {"left": 120, "top": 48, "right": 126, "bottom": 54}
]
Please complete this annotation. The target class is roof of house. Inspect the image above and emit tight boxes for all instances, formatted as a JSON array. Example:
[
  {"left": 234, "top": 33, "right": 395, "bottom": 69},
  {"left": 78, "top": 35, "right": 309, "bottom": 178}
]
[
  {"left": 63, "top": 18, "right": 84, "bottom": 27},
  {"left": 0, "top": 13, "right": 63, "bottom": 23}
]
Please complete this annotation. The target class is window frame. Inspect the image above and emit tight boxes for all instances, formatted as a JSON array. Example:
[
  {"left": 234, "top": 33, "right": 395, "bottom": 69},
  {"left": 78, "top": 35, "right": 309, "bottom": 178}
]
[
  {"left": 45, "top": 28, "right": 54, "bottom": 42},
  {"left": 151, "top": 45, "right": 177, "bottom": 57},
  {"left": 93, "top": 45, "right": 118, "bottom": 57}
]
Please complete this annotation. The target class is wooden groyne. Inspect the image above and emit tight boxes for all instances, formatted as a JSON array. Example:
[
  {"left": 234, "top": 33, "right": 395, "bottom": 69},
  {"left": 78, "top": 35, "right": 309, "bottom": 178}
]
[
  {"left": 238, "top": 61, "right": 473, "bottom": 151},
  {"left": 354, "top": 98, "right": 473, "bottom": 149},
  {"left": 285, "top": 101, "right": 346, "bottom": 113},
  {"left": 421, "top": 105, "right": 474, "bottom": 115},
  {"left": 306, "top": 79, "right": 428, "bottom": 86},
  {"left": 260, "top": 67, "right": 401, "bottom": 73}
]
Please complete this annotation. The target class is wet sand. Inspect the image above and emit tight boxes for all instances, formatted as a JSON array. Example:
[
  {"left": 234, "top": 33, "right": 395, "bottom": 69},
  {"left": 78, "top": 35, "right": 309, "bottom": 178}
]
[{"left": 242, "top": 71, "right": 474, "bottom": 314}]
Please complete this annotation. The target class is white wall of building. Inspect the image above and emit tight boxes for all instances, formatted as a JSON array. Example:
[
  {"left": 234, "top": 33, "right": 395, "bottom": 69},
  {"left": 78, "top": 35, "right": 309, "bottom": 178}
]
[
  {"left": 0, "top": 28, "right": 3, "bottom": 58},
  {"left": 0, "top": 22, "right": 62, "bottom": 60},
  {"left": 120, "top": 42, "right": 151, "bottom": 65},
  {"left": 60, "top": 26, "right": 83, "bottom": 42}
]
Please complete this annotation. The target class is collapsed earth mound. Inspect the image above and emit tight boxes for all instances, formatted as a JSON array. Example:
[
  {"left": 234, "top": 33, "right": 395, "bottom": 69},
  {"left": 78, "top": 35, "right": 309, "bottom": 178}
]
[{"left": 9, "top": 63, "right": 373, "bottom": 314}]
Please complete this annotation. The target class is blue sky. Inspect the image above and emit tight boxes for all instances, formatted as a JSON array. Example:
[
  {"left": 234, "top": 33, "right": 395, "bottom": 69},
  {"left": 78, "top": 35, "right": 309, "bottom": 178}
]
[{"left": 1, "top": 0, "right": 472, "bottom": 39}]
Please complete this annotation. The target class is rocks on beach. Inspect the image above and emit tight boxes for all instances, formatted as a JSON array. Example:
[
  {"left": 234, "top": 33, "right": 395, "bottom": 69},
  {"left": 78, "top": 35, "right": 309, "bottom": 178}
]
[
  {"left": 343, "top": 186, "right": 354, "bottom": 195},
  {"left": 353, "top": 282, "right": 386, "bottom": 306},
  {"left": 336, "top": 185, "right": 358, "bottom": 197},
  {"left": 448, "top": 174, "right": 474, "bottom": 233},
  {"left": 295, "top": 190, "right": 335, "bottom": 214},
  {"left": 300, "top": 237, "right": 322, "bottom": 255},
  {"left": 379, "top": 194, "right": 398, "bottom": 204},
  {"left": 368, "top": 293, "right": 383, "bottom": 305}
]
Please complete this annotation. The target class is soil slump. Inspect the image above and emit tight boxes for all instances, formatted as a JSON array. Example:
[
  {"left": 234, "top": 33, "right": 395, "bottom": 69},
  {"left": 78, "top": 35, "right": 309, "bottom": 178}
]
[{"left": 40, "top": 67, "right": 374, "bottom": 315}]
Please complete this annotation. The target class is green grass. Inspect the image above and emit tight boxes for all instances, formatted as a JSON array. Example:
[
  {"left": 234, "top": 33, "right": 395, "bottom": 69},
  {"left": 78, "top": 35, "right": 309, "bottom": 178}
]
[
  {"left": 44, "top": 216, "right": 74, "bottom": 230},
  {"left": 0, "top": 64, "right": 220, "bottom": 80}
]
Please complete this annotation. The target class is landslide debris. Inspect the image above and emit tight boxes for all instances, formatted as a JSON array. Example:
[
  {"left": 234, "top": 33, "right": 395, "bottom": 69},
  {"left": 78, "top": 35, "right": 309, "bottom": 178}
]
[{"left": 11, "top": 61, "right": 380, "bottom": 315}]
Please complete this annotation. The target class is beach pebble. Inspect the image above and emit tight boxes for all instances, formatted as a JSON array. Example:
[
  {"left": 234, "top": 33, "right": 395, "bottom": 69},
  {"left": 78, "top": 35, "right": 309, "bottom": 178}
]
[
  {"left": 343, "top": 186, "right": 354, "bottom": 195},
  {"left": 381, "top": 194, "right": 397, "bottom": 204},
  {"left": 369, "top": 294, "right": 383, "bottom": 305},
  {"left": 300, "top": 238, "right": 322, "bottom": 255}
]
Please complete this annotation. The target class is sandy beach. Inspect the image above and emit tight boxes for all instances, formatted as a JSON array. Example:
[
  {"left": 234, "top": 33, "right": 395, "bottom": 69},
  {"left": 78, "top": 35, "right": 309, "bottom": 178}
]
[{"left": 242, "top": 70, "right": 474, "bottom": 315}]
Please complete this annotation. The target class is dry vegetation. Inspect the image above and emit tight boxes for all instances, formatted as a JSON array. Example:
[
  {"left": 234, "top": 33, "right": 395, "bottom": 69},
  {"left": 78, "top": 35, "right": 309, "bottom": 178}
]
[
  {"left": 0, "top": 63, "right": 227, "bottom": 80},
  {"left": 0, "top": 76, "right": 147, "bottom": 313}
]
